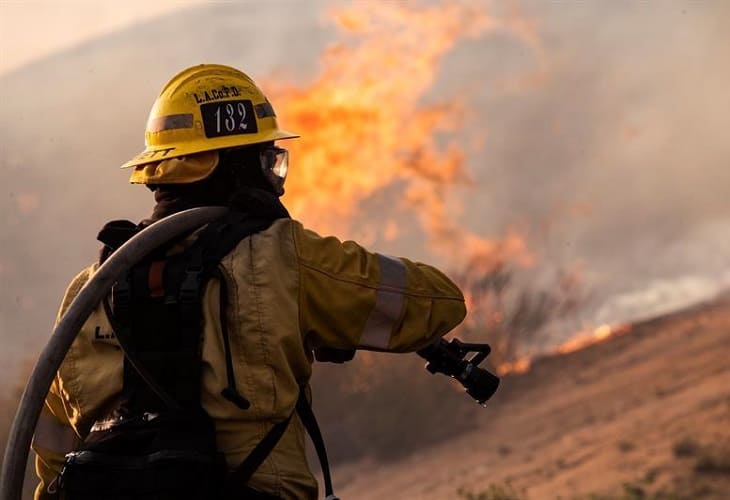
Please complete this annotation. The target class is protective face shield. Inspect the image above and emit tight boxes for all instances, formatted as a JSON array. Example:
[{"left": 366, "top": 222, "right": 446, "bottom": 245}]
[{"left": 260, "top": 145, "right": 288, "bottom": 196}]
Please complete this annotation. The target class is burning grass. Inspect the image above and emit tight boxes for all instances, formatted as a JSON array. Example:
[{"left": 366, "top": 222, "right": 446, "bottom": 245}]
[{"left": 453, "top": 261, "right": 588, "bottom": 373}]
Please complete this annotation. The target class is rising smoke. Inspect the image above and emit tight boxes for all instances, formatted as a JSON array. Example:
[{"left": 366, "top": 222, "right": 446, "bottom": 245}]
[{"left": 1, "top": 1, "right": 729, "bottom": 377}]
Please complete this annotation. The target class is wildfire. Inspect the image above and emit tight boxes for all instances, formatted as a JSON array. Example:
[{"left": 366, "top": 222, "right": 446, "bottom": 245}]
[
  {"left": 497, "top": 358, "right": 531, "bottom": 376},
  {"left": 496, "top": 322, "right": 633, "bottom": 376},
  {"left": 267, "top": 1, "right": 538, "bottom": 265},
  {"left": 266, "top": 1, "right": 641, "bottom": 383},
  {"left": 556, "top": 323, "right": 632, "bottom": 355}
]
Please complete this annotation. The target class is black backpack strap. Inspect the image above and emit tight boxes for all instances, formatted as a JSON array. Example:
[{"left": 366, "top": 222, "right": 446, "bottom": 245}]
[
  {"left": 224, "top": 412, "right": 295, "bottom": 496},
  {"left": 226, "top": 387, "right": 338, "bottom": 500},
  {"left": 296, "top": 390, "right": 338, "bottom": 500},
  {"left": 213, "top": 267, "right": 251, "bottom": 410},
  {"left": 182, "top": 211, "right": 273, "bottom": 276}
]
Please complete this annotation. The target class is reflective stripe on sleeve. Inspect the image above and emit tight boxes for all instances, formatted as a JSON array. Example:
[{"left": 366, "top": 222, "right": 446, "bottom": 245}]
[
  {"left": 359, "top": 254, "right": 407, "bottom": 349},
  {"left": 32, "top": 414, "right": 77, "bottom": 455}
]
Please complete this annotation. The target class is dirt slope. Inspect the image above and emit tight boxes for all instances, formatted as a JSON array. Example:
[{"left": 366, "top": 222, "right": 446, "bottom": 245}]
[
  {"left": 5, "top": 297, "right": 728, "bottom": 499},
  {"left": 333, "top": 295, "right": 730, "bottom": 499}
]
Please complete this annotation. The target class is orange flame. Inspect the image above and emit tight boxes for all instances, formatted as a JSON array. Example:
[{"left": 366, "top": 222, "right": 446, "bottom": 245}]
[
  {"left": 267, "top": 1, "right": 537, "bottom": 265},
  {"left": 497, "top": 357, "right": 531, "bottom": 376},
  {"left": 497, "top": 322, "right": 634, "bottom": 375},
  {"left": 556, "top": 323, "right": 632, "bottom": 355}
]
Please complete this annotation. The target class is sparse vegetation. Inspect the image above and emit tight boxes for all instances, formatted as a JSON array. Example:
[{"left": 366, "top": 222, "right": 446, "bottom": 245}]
[
  {"left": 457, "top": 483, "right": 524, "bottom": 500},
  {"left": 617, "top": 440, "right": 635, "bottom": 453},
  {"left": 572, "top": 481, "right": 684, "bottom": 500},
  {"left": 694, "top": 447, "right": 730, "bottom": 475},
  {"left": 642, "top": 469, "right": 658, "bottom": 485},
  {"left": 671, "top": 436, "right": 730, "bottom": 475},
  {"left": 672, "top": 437, "right": 699, "bottom": 457}
]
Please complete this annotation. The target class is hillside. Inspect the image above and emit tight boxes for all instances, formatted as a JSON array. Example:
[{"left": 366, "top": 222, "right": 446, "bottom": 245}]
[
  {"left": 3, "top": 295, "right": 729, "bottom": 500},
  {"left": 331, "top": 295, "right": 730, "bottom": 499}
]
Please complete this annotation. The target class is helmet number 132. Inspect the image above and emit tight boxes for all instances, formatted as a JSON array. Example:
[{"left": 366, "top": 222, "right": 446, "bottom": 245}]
[
  {"left": 200, "top": 99, "right": 257, "bottom": 138},
  {"left": 214, "top": 102, "right": 248, "bottom": 133}
]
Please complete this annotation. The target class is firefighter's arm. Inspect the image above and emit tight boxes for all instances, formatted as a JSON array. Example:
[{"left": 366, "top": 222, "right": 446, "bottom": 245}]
[
  {"left": 32, "top": 378, "right": 79, "bottom": 500},
  {"left": 32, "top": 268, "right": 90, "bottom": 499},
  {"left": 292, "top": 222, "right": 466, "bottom": 353}
]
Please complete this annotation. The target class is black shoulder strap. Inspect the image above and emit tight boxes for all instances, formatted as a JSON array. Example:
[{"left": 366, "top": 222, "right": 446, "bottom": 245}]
[
  {"left": 176, "top": 212, "right": 273, "bottom": 304},
  {"left": 224, "top": 413, "right": 294, "bottom": 495},
  {"left": 296, "top": 390, "right": 338, "bottom": 500},
  {"left": 226, "top": 388, "right": 338, "bottom": 500},
  {"left": 213, "top": 267, "right": 250, "bottom": 410}
]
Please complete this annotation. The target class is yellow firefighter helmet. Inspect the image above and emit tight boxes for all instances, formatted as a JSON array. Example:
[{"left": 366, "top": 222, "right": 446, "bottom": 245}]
[{"left": 122, "top": 64, "right": 298, "bottom": 184}]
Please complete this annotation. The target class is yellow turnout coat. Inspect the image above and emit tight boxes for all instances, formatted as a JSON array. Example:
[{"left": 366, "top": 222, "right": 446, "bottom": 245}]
[{"left": 32, "top": 218, "right": 466, "bottom": 499}]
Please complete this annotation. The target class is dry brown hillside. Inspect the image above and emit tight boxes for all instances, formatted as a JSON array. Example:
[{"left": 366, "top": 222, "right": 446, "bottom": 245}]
[
  {"left": 332, "top": 295, "right": 730, "bottom": 499},
  {"left": 4, "top": 296, "right": 729, "bottom": 499}
]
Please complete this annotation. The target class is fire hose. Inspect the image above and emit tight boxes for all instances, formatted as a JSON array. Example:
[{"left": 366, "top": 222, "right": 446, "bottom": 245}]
[{"left": 0, "top": 207, "right": 229, "bottom": 500}]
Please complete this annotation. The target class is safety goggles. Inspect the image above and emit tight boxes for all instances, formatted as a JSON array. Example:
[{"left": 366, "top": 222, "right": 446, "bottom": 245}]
[{"left": 260, "top": 145, "right": 288, "bottom": 180}]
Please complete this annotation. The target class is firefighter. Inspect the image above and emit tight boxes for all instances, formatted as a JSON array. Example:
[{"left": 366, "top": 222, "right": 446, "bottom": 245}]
[{"left": 31, "top": 64, "right": 466, "bottom": 500}]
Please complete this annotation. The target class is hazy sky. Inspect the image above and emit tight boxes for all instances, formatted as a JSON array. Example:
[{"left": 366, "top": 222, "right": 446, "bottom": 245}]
[
  {"left": 1, "top": 0, "right": 728, "bottom": 374},
  {"left": 0, "top": 0, "right": 207, "bottom": 75}
]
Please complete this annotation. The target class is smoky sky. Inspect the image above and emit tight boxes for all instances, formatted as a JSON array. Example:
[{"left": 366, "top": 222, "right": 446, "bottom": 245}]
[
  {"left": 2, "top": 0, "right": 729, "bottom": 375},
  {"left": 436, "top": 0, "right": 730, "bottom": 315}
]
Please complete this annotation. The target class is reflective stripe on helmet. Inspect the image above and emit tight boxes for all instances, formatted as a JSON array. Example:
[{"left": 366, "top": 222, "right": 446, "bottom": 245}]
[
  {"left": 147, "top": 113, "right": 194, "bottom": 132},
  {"left": 359, "top": 255, "right": 407, "bottom": 349},
  {"left": 32, "top": 414, "right": 77, "bottom": 455}
]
